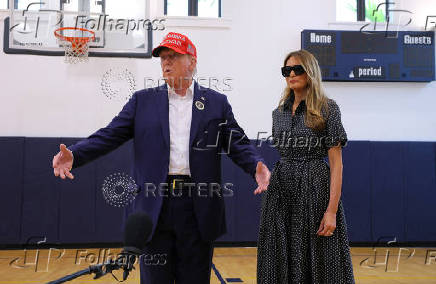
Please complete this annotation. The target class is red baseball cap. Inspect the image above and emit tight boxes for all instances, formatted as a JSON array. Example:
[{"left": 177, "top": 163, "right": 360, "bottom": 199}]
[{"left": 152, "top": 32, "right": 197, "bottom": 58}]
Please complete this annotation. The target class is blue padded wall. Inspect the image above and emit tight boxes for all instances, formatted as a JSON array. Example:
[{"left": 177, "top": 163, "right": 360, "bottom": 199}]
[
  {"left": 341, "top": 141, "right": 372, "bottom": 242},
  {"left": 58, "top": 137, "right": 97, "bottom": 244},
  {"left": 21, "top": 138, "right": 61, "bottom": 244},
  {"left": 0, "top": 137, "right": 435, "bottom": 246},
  {"left": 0, "top": 137, "right": 24, "bottom": 244},
  {"left": 404, "top": 142, "right": 436, "bottom": 241},
  {"left": 370, "top": 142, "right": 408, "bottom": 243}
]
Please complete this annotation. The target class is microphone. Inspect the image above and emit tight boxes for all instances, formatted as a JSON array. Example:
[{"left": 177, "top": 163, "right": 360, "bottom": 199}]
[
  {"left": 123, "top": 212, "right": 153, "bottom": 254},
  {"left": 46, "top": 212, "right": 152, "bottom": 284},
  {"left": 117, "top": 212, "right": 153, "bottom": 280}
]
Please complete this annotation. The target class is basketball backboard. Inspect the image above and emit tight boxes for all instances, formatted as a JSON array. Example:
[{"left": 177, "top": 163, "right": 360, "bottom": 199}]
[{"left": 3, "top": 0, "right": 159, "bottom": 58}]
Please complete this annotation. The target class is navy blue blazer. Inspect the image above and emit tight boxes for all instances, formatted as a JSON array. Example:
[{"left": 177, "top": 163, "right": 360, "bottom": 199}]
[{"left": 69, "top": 82, "right": 264, "bottom": 242}]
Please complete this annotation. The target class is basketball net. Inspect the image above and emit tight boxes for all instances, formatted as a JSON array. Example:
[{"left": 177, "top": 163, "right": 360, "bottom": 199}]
[{"left": 54, "top": 27, "right": 95, "bottom": 64}]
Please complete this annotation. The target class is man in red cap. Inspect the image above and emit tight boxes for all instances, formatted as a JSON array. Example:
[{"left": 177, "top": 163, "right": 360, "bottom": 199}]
[
  {"left": 151, "top": 32, "right": 199, "bottom": 96},
  {"left": 53, "top": 32, "right": 270, "bottom": 283}
]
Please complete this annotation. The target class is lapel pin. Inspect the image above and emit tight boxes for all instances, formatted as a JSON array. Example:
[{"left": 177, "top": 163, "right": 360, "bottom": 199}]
[
  {"left": 201, "top": 96, "right": 205, "bottom": 101},
  {"left": 195, "top": 101, "right": 205, "bottom": 110}
]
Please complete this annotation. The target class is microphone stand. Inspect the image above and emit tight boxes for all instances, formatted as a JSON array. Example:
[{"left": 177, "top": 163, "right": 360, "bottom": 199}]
[{"left": 46, "top": 252, "right": 137, "bottom": 284}]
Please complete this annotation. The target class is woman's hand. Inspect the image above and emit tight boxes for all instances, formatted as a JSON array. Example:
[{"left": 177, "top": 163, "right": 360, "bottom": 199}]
[
  {"left": 316, "top": 211, "right": 336, "bottom": 237},
  {"left": 254, "top": 161, "right": 271, "bottom": 195}
]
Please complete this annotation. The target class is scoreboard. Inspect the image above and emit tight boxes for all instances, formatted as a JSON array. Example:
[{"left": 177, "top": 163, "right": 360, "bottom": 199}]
[{"left": 301, "top": 30, "right": 435, "bottom": 82}]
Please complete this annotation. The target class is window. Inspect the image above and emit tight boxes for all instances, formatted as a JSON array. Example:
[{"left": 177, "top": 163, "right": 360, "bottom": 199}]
[
  {"left": 165, "top": 0, "right": 221, "bottom": 17},
  {"left": 198, "top": 0, "right": 219, "bottom": 18},
  {"left": 337, "top": 0, "right": 389, "bottom": 22},
  {"left": 0, "top": 0, "right": 7, "bottom": 9},
  {"left": 62, "top": 0, "right": 102, "bottom": 13},
  {"left": 14, "top": 0, "right": 42, "bottom": 10},
  {"left": 165, "top": 0, "right": 188, "bottom": 16},
  {"left": 337, "top": 0, "right": 357, "bottom": 21}
]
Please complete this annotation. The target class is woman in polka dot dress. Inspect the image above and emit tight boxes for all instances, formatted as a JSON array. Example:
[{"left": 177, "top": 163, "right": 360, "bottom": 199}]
[{"left": 257, "top": 50, "right": 355, "bottom": 284}]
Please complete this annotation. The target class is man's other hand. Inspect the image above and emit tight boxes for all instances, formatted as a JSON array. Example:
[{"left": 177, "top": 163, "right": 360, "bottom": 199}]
[{"left": 53, "top": 144, "right": 74, "bottom": 180}]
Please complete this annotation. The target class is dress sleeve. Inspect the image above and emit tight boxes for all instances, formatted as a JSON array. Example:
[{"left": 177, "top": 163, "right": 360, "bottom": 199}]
[
  {"left": 324, "top": 99, "right": 348, "bottom": 148},
  {"left": 272, "top": 109, "right": 277, "bottom": 141}
]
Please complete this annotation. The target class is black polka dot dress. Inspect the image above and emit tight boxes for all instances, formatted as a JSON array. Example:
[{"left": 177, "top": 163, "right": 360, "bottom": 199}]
[{"left": 257, "top": 94, "right": 355, "bottom": 284}]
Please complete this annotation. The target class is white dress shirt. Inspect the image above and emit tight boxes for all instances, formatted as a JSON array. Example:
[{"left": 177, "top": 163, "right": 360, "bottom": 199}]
[{"left": 168, "top": 81, "right": 194, "bottom": 175}]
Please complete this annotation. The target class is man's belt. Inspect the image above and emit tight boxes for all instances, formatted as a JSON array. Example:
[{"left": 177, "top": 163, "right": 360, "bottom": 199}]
[{"left": 167, "top": 175, "right": 192, "bottom": 190}]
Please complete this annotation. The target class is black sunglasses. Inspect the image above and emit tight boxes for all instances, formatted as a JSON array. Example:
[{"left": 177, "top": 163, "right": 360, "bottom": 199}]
[{"left": 281, "top": 65, "right": 306, "bottom": 77}]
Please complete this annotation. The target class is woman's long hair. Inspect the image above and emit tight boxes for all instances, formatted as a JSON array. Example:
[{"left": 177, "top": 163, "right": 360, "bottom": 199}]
[{"left": 279, "top": 50, "right": 328, "bottom": 132}]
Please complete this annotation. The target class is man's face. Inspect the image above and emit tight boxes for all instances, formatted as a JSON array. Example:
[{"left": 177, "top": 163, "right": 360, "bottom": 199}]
[{"left": 159, "top": 48, "right": 196, "bottom": 87}]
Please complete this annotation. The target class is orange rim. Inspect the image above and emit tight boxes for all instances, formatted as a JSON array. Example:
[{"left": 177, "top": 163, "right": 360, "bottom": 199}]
[{"left": 54, "top": 27, "right": 95, "bottom": 45}]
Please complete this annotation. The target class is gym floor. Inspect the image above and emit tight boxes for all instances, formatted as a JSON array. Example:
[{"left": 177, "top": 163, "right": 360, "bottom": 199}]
[{"left": 1, "top": 247, "right": 435, "bottom": 283}]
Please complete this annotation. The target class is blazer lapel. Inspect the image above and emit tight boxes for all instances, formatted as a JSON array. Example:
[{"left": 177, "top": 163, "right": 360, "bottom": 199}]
[
  {"left": 189, "top": 81, "right": 207, "bottom": 147},
  {"left": 157, "top": 84, "right": 170, "bottom": 148}
]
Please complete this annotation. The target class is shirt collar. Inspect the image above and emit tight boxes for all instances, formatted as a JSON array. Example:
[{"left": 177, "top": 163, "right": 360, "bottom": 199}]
[
  {"left": 284, "top": 91, "right": 306, "bottom": 112},
  {"left": 167, "top": 80, "right": 194, "bottom": 100}
]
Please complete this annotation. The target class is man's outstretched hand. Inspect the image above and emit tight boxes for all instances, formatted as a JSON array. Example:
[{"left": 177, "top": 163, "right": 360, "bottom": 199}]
[
  {"left": 254, "top": 161, "right": 270, "bottom": 195},
  {"left": 53, "top": 144, "right": 74, "bottom": 180}
]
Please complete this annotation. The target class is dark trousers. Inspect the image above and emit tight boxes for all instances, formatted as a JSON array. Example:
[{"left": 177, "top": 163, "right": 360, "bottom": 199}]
[{"left": 140, "top": 176, "right": 214, "bottom": 284}]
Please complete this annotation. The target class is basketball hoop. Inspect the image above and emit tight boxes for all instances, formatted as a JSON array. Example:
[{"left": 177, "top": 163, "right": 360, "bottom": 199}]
[{"left": 54, "top": 27, "right": 95, "bottom": 64}]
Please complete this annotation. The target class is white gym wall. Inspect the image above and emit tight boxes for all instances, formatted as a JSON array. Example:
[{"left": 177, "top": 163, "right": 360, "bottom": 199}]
[{"left": 0, "top": 0, "right": 435, "bottom": 141}]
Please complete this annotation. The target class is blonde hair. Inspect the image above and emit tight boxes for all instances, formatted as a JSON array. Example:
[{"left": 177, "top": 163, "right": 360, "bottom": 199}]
[{"left": 279, "top": 49, "right": 329, "bottom": 132}]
